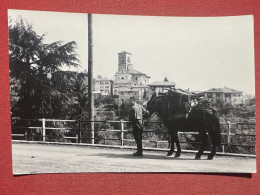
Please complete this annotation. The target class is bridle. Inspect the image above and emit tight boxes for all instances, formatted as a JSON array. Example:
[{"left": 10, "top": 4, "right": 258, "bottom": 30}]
[
  {"left": 145, "top": 94, "right": 169, "bottom": 123},
  {"left": 147, "top": 94, "right": 157, "bottom": 108},
  {"left": 144, "top": 94, "right": 159, "bottom": 125}
]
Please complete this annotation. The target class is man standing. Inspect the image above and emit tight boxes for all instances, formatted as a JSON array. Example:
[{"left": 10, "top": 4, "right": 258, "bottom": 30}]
[{"left": 129, "top": 97, "right": 149, "bottom": 156}]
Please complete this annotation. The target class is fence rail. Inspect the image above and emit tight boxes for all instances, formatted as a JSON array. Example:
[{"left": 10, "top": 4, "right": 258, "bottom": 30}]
[{"left": 11, "top": 118, "right": 256, "bottom": 155}]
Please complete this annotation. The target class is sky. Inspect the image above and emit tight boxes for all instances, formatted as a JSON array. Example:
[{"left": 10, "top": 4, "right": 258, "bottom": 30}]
[{"left": 8, "top": 9, "right": 255, "bottom": 95}]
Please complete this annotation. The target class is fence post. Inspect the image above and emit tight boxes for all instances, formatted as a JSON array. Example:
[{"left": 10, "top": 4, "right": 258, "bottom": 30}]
[
  {"left": 227, "top": 121, "right": 231, "bottom": 153},
  {"left": 120, "top": 120, "right": 124, "bottom": 146},
  {"left": 77, "top": 120, "right": 81, "bottom": 144},
  {"left": 42, "top": 118, "right": 46, "bottom": 142}
]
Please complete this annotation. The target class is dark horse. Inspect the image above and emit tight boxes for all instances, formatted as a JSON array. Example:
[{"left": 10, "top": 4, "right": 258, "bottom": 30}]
[{"left": 146, "top": 91, "right": 221, "bottom": 160}]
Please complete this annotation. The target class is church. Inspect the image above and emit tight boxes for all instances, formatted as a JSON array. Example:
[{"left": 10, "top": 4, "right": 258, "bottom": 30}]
[{"left": 113, "top": 51, "right": 150, "bottom": 101}]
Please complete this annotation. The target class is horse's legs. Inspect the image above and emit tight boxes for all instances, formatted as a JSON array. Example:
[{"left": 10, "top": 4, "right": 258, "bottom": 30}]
[
  {"left": 207, "top": 129, "right": 217, "bottom": 160},
  {"left": 174, "top": 132, "right": 181, "bottom": 157},
  {"left": 168, "top": 136, "right": 171, "bottom": 150},
  {"left": 208, "top": 121, "right": 221, "bottom": 160},
  {"left": 167, "top": 131, "right": 181, "bottom": 157},
  {"left": 195, "top": 130, "right": 208, "bottom": 159},
  {"left": 167, "top": 133, "right": 175, "bottom": 156},
  {"left": 207, "top": 144, "right": 217, "bottom": 160}
]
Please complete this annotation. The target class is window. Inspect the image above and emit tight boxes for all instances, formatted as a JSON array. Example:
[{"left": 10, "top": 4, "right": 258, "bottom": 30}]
[
  {"left": 100, "top": 81, "right": 104, "bottom": 85},
  {"left": 121, "top": 77, "right": 124, "bottom": 80}
]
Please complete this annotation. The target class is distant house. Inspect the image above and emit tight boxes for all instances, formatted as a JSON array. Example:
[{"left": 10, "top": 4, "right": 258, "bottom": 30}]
[
  {"left": 93, "top": 76, "right": 113, "bottom": 95},
  {"left": 148, "top": 78, "right": 175, "bottom": 95},
  {"left": 203, "top": 87, "right": 244, "bottom": 104}
]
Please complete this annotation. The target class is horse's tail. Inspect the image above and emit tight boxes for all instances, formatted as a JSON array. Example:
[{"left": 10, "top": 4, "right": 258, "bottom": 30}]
[{"left": 213, "top": 120, "right": 221, "bottom": 146}]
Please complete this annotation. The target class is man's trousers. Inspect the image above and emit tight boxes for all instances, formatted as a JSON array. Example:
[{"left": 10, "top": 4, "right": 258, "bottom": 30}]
[{"left": 132, "top": 122, "right": 143, "bottom": 154}]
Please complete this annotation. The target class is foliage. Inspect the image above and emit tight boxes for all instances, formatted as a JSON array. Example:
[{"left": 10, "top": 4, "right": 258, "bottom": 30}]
[
  {"left": 94, "top": 122, "right": 115, "bottom": 144},
  {"left": 50, "top": 71, "right": 88, "bottom": 120},
  {"left": 212, "top": 99, "right": 255, "bottom": 123},
  {"left": 120, "top": 101, "right": 132, "bottom": 118},
  {"left": 94, "top": 95, "right": 117, "bottom": 107},
  {"left": 9, "top": 16, "right": 80, "bottom": 118},
  {"left": 10, "top": 77, "right": 21, "bottom": 113},
  {"left": 212, "top": 98, "right": 232, "bottom": 115}
]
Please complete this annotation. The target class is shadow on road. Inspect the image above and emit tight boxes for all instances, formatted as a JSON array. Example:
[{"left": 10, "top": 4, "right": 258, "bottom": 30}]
[{"left": 81, "top": 152, "right": 210, "bottom": 161}]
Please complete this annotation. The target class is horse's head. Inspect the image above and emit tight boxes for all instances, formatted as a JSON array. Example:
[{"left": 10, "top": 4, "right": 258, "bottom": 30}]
[
  {"left": 147, "top": 93, "right": 170, "bottom": 121},
  {"left": 146, "top": 93, "right": 159, "bottom": 115}
]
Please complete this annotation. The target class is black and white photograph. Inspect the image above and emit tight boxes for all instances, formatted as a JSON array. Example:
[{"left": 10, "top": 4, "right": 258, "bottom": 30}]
[{"left": 9, "top": 9, "right": 256, "bottom": 174}]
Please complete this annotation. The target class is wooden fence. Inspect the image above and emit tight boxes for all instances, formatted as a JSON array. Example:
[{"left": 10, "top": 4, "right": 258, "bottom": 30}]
[{"left": 11, "top": 118, "right": 256, "bottom": 155}]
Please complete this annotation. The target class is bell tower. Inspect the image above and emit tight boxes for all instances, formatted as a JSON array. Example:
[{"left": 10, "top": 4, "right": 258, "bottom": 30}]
[{"left": 118, "top": 51, "right": 132, "bottom": 71}]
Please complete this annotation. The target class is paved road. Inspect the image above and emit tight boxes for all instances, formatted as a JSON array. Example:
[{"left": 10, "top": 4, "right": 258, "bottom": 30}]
[{"left": 12, "top": 142, "right": 256, "bottom": 175}]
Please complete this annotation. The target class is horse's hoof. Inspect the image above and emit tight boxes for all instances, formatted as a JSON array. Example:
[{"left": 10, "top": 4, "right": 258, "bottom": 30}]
[
  {"left": 207, "top": 155, "right": 214, "bottom": 160},
  {"left": 167, "top": 151, "right": 174, "bottom": 156},
  {"left": 174, "top": 153, "right": 181, "bottom": 158},
  {"left": 195, "top": 154, "right": 201, "bottom": 160}
]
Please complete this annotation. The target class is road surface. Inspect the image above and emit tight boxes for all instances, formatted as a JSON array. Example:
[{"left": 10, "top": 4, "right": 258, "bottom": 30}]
[{"left": 12, "top": 142, "right": 256, "bottom": 175}]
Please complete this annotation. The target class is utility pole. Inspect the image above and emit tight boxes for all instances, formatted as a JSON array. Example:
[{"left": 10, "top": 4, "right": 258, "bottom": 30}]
[{"left": 88, "top": 14, "right": 94, "bottom": 144}]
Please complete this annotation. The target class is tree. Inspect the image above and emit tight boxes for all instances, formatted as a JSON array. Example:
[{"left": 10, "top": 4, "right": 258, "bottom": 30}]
[
  {"left": 10, "top": 77, "right": 21, "bottom": 111},
  {"left": 50, "top": 71, "right": 89, "bottom": 120},
  {"left": 9, "top": 16, "right": 80, "bottom": 118},
  {"left": 212, "top": 97, "right": 234, "bottom": 116}
]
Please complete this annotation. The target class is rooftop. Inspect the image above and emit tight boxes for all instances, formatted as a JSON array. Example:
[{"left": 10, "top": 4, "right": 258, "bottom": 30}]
[
  {"left": 94, "top": 78, "right": 111, "bottom": 81},
  {"left": 131, "top": 84, "right": 149, "bottom": 88},
  {"left": 127, "top": 68, "right": 146, "bottom": 75},
  {"left": 148, "top": 81, "right": 176, "bottom": 87},
  {"left": 118, "top": 51, "right": 132, "bottom": 55},
  {"left": 115, "top": 68, "right": 150, "bottom": 77},
  {"left": 205, "top": 87, "right": 242, "bottom": 93}
]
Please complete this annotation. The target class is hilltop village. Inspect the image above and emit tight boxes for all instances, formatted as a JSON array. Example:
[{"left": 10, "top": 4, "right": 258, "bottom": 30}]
[
  {"left": 93, "top": 51, "right": 246, "bottom": 105},
  {"left": 80, "top": 51, "right": 254, "bottom": 122}
]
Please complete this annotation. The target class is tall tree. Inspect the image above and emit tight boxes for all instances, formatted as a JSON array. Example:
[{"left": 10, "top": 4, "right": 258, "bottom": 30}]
[
  {"left": 50, "top": 71, "right": 88, "bottom": 120},
  {"left": 9, "top": 16, "right": 80, "bottom": 118}
]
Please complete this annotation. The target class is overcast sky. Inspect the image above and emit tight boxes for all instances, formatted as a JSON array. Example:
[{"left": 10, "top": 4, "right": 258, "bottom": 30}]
[{"left": 8, "top": 10, "right": 255, "bottom": 95}]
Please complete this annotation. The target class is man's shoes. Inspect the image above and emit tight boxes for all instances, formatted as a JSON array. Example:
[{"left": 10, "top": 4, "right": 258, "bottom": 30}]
[{"left": 133, "top": 152, "right": 143, "bottom": 156}]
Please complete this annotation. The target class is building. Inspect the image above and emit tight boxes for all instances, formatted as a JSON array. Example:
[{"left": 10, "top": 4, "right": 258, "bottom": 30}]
[
  {"left": 148, "top": 78, "right": 176, "bottom": 95},
  {"left": 93, "top": 76, "right": 113, "bottom": 95},
  {"left": 203, "top": 87, "right": 244, "bottom": 104},
  {"left": 113, "top": 51, "right": 150, "bottom": 101}
]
